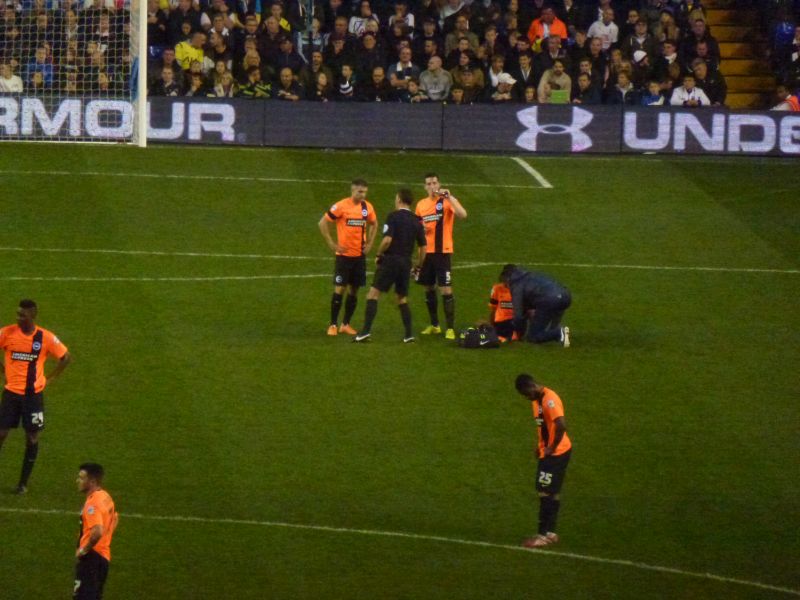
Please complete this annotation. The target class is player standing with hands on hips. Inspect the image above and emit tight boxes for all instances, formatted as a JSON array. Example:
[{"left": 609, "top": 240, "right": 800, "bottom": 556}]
[
  {"left": 0, "top": 299, "right": 71, "bottom": 494},
  {"left": 415, "top": 173, "right": 468, "bottom": 340},
  {"left": 354, "top": 189, "right": 427, "bottom": 343},
  {"left": 515, "top": 373, "right": 572, "bottom": 548},
  {"left": 75, "top": 463, "right": 118, "bottom": 600}
]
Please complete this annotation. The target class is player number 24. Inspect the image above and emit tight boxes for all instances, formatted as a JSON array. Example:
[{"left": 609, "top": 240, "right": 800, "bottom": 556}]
[{"left": 31, "top": 412, "right": 44, "bottom": 425}]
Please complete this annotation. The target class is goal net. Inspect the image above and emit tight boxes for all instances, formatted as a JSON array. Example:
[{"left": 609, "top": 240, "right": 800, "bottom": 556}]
[{"left": 0, "top": 0, "right": 147, "bottom": 145}]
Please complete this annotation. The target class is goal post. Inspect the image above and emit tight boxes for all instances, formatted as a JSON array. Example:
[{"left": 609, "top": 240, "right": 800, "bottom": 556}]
[{"left": 0, "top": 0, "right": 147, "bottom": 145}]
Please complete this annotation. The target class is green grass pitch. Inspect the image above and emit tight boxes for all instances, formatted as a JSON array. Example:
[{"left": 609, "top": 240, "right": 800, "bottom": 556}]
[{"left": 0, "top": 144, "right": 798, "bottom": 599}]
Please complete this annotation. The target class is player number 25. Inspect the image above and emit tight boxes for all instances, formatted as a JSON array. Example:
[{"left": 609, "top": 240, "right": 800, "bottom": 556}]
[{"left": 538, "top": 472, "right": 552, "bottom": 486}]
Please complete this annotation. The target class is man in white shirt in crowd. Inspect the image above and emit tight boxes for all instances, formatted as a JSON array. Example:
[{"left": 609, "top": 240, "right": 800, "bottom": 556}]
[
  {"left": 670, "top": 73, "right": 710, "bottom": 107},
  {"left": 587, "top": 7, "right": 618, "bottom": 52},
  {"left": 0, "top": 63, "right": 23, "bottom": 93}
]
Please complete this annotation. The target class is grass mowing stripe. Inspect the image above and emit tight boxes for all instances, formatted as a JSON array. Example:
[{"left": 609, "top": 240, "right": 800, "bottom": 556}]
[
  {"left": 511, "top": 157, "right": 554, "bottom": 189},
  {"left": 0, "top": 170, "right": 544, "bottom": 190},
  {"left": 1, "top": 507, "right": 797, "bottom": 597},
  {"left": 0, "top": 247, "right": 326, "bottom": 261}
]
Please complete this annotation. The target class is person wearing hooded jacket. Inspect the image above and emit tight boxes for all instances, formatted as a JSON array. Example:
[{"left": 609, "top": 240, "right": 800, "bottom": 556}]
[{"left": 500, "top": 264, "right": 571, "bottom": 347}]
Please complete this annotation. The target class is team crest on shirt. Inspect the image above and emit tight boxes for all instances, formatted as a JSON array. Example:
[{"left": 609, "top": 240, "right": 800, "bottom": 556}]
[
  {"left": 362, "top": 208, "right": 368, "bottom": 217},
  {"left": 435, "top": 202, "right": 443, "bottom": 211},
  {"left": 32, "top": 341, "right": 42, "bottom": 351}
]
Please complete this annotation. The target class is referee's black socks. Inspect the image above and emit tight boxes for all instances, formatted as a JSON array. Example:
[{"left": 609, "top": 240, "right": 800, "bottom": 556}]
[
  {"left": 330, "top": 293, "right": 343, "bottom": 325},
  {"left": 425, "top": 290, "right": 439, "bottom": 326},
  {"left": 398, "top": 303, "right": 412, "bottom": 338},
  {"left": 442, "top": 294, "right": 455, "bottom": 330},
  {"left": 19, "top": 441, "right": 38, "bottom": 488},
  {"left": 538, "top": 495, "right": 561, "bottom": 536},
  {"left": 343, "top": 294, "right": 358, "bottom": 325},
  {"left": 362, "top": 299, "right": 378, "bottom": 334}
]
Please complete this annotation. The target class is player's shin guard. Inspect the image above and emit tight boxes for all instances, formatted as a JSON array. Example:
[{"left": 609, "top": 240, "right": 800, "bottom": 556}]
[
  {"left": 442, "top": 294, "right": 455, "bottom": 330},
  {"left": 19, "top": 442, "right": 39, "bottom": 487},
  {"left": 362, "top": 299, "right": 378, "bottom": 334},
  {"left": 425, "top": 290, "right": 439, "bottom": 326},
  {"left": 330, "top": 293, "right": 343, "bottom": 325},
  {"left": 343, "top": 294, "right": 358, "bottom": 325},
  {"left": 398, "top": 303, "right": 412, "bottom": 338}
]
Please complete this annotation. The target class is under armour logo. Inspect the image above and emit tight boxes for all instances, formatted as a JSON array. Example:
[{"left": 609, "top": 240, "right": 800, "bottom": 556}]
[{"left": 515, "top": 107, "right": 594, "bottom": 152}]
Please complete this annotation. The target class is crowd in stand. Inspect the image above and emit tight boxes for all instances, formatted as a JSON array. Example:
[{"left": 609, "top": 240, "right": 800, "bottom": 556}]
[
  {"left": 769, "top": 1, "right": 800, "bottom": 110},
  {"left": 0, "top": 0, "right": 798, "bottom": 109}
]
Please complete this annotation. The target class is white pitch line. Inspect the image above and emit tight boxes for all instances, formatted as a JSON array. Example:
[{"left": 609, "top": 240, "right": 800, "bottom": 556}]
[
  {"left": 0, "top": 246, "right": 326, "bottom": 261},
  {"left": 0, "top": 507, "right": 797, "bottom": 596},
  {"left": 0, "top": 170, "right": 540, "bottom": 190},
  {"left": 0, "top": 274, "right": 331, "bottom": 282},
  {"left": 455, "top": 261, "right": 800, "bottom": 275},
  {"left": 511, "top": 157, "right": 554, "bottom": 189}
]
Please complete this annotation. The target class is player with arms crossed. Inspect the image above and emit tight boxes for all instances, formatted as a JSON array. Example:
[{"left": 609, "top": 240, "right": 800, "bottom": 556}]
[
  {"left": 75, "top": 463, "right": 118, "bottom": 600},
  {"left": 0, "top": 299, "right": 71, "bottom": 494},
  {"left": 515, "top": 373, "right": 572, "bottom": 548},
  {"left": 354, "top": 188, "right": 427, "bottom": 343},
  {"left": 415, "top": 172, "right": 467, "bottom": 340},
  {"left": 319, "top": 179, "right": 378, "bottom": 336}
]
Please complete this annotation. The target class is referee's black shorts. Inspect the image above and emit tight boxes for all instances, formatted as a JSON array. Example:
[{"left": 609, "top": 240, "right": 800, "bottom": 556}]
[
  {"left": 372, "top": 256, "right": 412, "bottom": 297},
  {"left": 74, "top": 551, "right": 109, "bottom": 600}
]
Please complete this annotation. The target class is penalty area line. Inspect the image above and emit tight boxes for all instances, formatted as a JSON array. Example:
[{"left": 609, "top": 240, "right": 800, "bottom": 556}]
[
  {"left": 0, "top": 507, "right": 797, "bottom": 596},
  {"left": 511, "top": 157, "right": 554, "bottom": 189}
]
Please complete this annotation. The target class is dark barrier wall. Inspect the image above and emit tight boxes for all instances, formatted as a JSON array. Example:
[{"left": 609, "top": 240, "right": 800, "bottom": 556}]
[{"left": 2, "top": 96, "right": 799, "bottom": 157}]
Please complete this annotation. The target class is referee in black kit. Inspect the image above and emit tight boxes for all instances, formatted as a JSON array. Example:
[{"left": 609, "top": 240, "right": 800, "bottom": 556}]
[{"left": 354, "top": 189, "right": 427, "bottom": 343}]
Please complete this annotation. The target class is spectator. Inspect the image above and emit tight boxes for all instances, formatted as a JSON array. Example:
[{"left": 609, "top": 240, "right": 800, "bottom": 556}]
[
  {"left": 652, "top": 8, "right": 679, "bottom": 43},
  {"left": 151, "top": 66, "right": 181, "bottom": 96},
  {"left": 620, "top": 7, "right": 640, "bottom": 40},
  {"left": 388, "top": 45, "right": 420, "bottom": 90},
  {"left": 621, "top": 19, "right": 658, "bottom": 62},
  {"left": 448, "top": 84, "right": 466, "bottom": 104},
  {"left": 299, "top": 49, "right": 334, "bottom": 91},
  {"left": 336, "top": 64, "right": 358, "bottom": 101},
  {"left": 450, "top": 58, "right": 480, "bottom": 87},
  {"left": 167, "top": 0, "right": 202, "bottom": 46},
  {"left": 147, "top": 0, "right": 169, "bottom": 50},
  {"left": 573, "top": 56, "right": 602, "bottom": 91},
  {"left": 348, "top": 0, "right": 379, "bottom": 37},
  {"left": 572, "top": 72, "right": 600, "bottom": 104},
  {"left": 206, "top": 13, "right": 233, "bottom": 52},
  {"left": 521, "top": 85, "right": 537, "bottom": 104},
  {"left": 358, "top": 65, "right": 393, "bottom": 101},
  {"left": 238, "top": 65, "right": 271, "bottom": 97},
  {"left": 670, "top": 73, "right": 710, "bottom": 106},
  {"left": 175, "top": 31, "right": 206, "bottom": 70},
  {"left": 486, "top": 71, "right": 518, "bottom": 103},
  {"left": 272, "top": 66, "right": 302, "bottom": 99},
  {"left": 326, "top": 34, "right": 354, "bottom": 75},
  {"left": 439, "top": 0, "right": 465, "bottom": 33},
  {"left": 330, "top": 16, "right": 357, "bottom": 52},
  {"left": 355, "top": 31, "right": 385, "bottom": 79},
  {"left": 445, "top": 14, "right": 479, "bottom": 56},
  {"left": 527, "top": 7, "right": 567, "bottom": 49},
  {"left": 265, "top": 2, "right": 292, "bottom": 34},
  {"left": 605, "top": 70, "right": 637, "bottom": 104},
  {"left": 771, "top": 84, "right": 800, "bottom": 111},
  {"left": 0, "top": 62, "right": 23, "bottom": 92},
  {"left": 29, "top": 70, "right": 46, "bottom": 93},
  {"left": 64, "top": 71, "right": 79, "bottom": 94},
  {"left": 414, "top": 0, "right": 439, "bottom": 34},
  {"left": 537, "top": 59, "right": 570, "bottom": 102},
  {"left": 652, "top": 39, "right": 679, "bottom": 81},
  {"left": 459, "top": 68, "right": 482, "bottom": 102},
  {"left": 534, "top": 35, "right": 569, "bottom": 83},
  {"left": 680, "top": 17, "right": 719, "bottom": 70},
  {"left": 555, "top": 0, "right": 582, "bottom": 33},
  {"left": 486, "top": 53, "right": 505, "bottom": 89},
  {"left": 212, "top": 69, "right": 239, "bottom": 97},
  {"left": 206, "top": 31, "right": 233, "bottom": 72},
  {"left": 274, "top": 36, "right": 304, "bottom": 74},
  {"left": 640, "top": 79, "right": 665, "bottom": 106},
  {"left": 413, "top": 17, "right": 442, "bottom": 63},
  {"left": 185, "top": 70, "right": 210, "bottom": 96},
  {"left": 630, "top": 50, "right": 652, "bottom": 89},
  {"left": 587, "top": 7, "right": 618, "bottom": 52},
  {"left": 419, "top": 54, "right": 452, "bottom": 100},
  {"left": 388, "top": 0, "right": 414, "bottom": 33},
  {"left": 693, "top": 40, "right": 719, "bottom": 74},
  {"left": 24, "top": 46, "right": 54, "bottom": 87},
  {"left": 691, "top": 58, "right": 726, "bottom": 106},
  {"left": 509, "top": 51, "right": 534, "bottom": 91},
  {"left": 261, "top": 17, "right": 288, "bottom": 66},
  {"left": 586, "top": 36, "right": 608, "bottom": 81},
  {"left": 308, "top": 71, "right": 333, "bottom": 100},
  {"left": 399, "top": 77, "right": 429, "bottom": 102}
]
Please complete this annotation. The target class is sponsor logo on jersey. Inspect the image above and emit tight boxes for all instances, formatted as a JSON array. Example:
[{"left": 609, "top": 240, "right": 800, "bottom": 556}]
[
  {"left": 346, "top": 218, "right": 367, "bottom": 227},
  {"left": 11, "top": 352, "right": 38, "bottom": 362}
]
